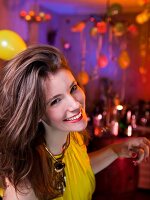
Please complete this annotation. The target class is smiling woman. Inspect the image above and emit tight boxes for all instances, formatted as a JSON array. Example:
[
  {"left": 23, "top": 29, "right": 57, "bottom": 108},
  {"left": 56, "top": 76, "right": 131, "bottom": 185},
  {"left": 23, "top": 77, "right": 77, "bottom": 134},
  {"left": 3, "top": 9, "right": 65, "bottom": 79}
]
[
  {"left": 42, "top": 69, "right": 88, "bottom": 141},
  {"left": 0, "top": 45, "right": 94, "bottom": 200},
  {"left": 0, "top": 44, "right": 150, "bottom": 200}
]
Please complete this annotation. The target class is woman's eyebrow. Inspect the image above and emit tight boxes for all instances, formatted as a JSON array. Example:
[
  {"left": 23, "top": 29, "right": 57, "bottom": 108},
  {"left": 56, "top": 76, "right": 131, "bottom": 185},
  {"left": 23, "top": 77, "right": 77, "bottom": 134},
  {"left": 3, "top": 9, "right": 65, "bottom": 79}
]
[
  {"left": 46, "top": 94, "right": 61, "bottom": 105},
  {"left": 70, "top": 80, "right": 76, "bottom": 88},
  {"left": 46, "top": 80, "right": 76, "bottom": 105}
]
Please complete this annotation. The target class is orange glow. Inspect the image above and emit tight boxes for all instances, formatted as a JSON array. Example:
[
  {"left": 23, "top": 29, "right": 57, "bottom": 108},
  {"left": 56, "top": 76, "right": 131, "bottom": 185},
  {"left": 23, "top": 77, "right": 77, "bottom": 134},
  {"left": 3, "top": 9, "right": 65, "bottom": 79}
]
[
  {"left": 35, "top": 16, "right": 41, "bottom": 22},
  {"left": 20, "top": 10, "right": 51, "bottom": 22},
  {"left": 25, "top": 15, "right": 31, "bottom": 21},
  {"left": 20, "top": 10, "right": 27, "bottom": 17},
  {"left": 29, "top": 10, "right": 35, "bottom": 17}
]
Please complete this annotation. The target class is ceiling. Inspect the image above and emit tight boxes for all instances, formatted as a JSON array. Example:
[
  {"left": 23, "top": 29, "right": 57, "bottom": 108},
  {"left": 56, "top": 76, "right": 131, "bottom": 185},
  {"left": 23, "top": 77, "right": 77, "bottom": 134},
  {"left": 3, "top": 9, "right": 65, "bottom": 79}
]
[{"left": 39, "top": 0, "right": 148, "bottom": 15}]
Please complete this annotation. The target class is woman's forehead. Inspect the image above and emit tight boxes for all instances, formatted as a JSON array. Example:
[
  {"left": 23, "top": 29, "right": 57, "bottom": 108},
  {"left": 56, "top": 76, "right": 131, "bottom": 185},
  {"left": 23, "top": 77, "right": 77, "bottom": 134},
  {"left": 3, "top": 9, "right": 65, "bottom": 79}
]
[
  {"left": 43, "top": 69, "right": 76, "bottom": 96},
  {"left": 47, "top": 69, "right": 75, "bottom": 83}
]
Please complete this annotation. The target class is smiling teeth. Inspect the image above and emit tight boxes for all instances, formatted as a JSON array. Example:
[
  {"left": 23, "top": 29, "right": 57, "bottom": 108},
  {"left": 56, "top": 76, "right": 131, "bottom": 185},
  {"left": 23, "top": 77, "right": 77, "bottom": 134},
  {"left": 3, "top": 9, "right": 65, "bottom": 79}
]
[{"left": 66, "top": 112, "right": 82, "bottom": 121}]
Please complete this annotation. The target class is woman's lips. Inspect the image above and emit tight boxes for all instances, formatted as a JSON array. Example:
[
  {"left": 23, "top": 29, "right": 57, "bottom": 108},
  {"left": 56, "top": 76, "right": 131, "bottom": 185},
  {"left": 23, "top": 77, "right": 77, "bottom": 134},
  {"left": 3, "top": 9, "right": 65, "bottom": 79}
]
[{"left": 64, "top": 112, "right": 83, "bottom": 123}]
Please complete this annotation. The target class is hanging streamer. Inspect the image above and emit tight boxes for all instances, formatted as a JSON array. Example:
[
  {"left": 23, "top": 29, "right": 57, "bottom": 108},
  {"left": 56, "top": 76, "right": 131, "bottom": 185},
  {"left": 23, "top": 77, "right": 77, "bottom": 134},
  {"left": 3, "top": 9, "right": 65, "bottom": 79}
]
[
  {"left": 108, "top": 26, "right": 113, "bottom": 60},
  {"left": 91, "top": 33, "right": 103, "bottom": 80},
  {"left": 80, "top": 31, "right": 86, "bottom": 71},
  {"left": 77, "top": 31, "right": 89, "bottom": 85},
  {"left": 121, "top": 70, "right": 126, "bottom": 102}
]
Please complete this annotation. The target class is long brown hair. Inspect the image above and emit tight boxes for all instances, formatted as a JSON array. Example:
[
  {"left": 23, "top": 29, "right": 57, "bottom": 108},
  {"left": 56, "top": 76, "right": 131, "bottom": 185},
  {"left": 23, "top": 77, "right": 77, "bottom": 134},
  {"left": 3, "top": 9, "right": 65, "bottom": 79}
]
[{"left": 0, "top": 45, "right": 76, "bottom": 199}]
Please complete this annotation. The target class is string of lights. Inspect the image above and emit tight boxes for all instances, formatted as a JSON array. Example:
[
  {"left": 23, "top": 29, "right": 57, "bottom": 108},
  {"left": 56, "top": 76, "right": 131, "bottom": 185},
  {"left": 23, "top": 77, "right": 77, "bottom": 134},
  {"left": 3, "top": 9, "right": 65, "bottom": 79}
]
[{"left": 19, "top": 10, "right": 51, "bottom": 22}]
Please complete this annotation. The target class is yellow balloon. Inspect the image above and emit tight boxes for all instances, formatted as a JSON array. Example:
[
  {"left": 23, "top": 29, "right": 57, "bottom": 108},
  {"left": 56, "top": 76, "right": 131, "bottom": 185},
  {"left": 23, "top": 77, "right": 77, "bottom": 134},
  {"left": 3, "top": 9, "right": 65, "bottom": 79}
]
[{"left": 0, "top": 29, "right": 27, "bottom": 60}]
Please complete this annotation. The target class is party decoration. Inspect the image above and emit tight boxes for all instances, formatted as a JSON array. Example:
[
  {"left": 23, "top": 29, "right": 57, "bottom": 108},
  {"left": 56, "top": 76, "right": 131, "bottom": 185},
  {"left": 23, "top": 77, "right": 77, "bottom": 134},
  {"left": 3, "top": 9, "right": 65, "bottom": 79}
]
[
  {"left": 113, "top": 22, "right": 125, "bottom": 37},
  {"left": 77, "top": 71, "right": 89, "bottom": 85},
  {"left": 138, "top": 0, "right": 148, "bottom": 6},
  {"left": 127, "top": 24, "right": 138, "bottom": 36},
  {"left": 140, "top": 43, "right": 147, "bottom": 57},
  {"left": 98, "top": 54, "right": 108, "bottom": 68},
  {"left": 0, "top": 30, "right": 27, "bottom": 60},
  {"left": 61, "top": 37, "right": 71, "bottom": 50},
  {"left": 136, "top": 10, "right": 149, "bottom": 24},
  {"left": 140, "top": 49, "right": 146, "bottom": 57},
  {"left": 63, "top": 41, "right": 71, "bottom": 50},
  {"left": 118, "top": 50, "right": 130, "bottom": 69},
  {"left": 90, "top": 27, "right": 98, "bottom": 37},
  {"left": 20, "top": 10, "right": 51, "bottom": 22},
  {"left": 107, "top": 3, "right": 122, "bottom": 16},
  {"left": 71, "top": 22, "right": 86, "bottom": 32},
  {"left": 139, "top": 66, "right": 147, "bottom": 74},
  {"left": 114, "top": 95, "right": 120, "bottom": 106},
  {"left": 96, "top": 21, "right": 107, "bottom": 34},
  {"left": 63, "top": 42, "right": 71, "bottom": 50}
]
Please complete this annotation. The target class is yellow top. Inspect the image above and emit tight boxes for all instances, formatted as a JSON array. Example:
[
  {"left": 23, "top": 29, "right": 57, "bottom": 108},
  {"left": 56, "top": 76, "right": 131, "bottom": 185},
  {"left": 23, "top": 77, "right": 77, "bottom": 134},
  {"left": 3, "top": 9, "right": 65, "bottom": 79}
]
[
  {"left": 0, "top": 188, "right": 3, "bottom": 197},
  {"left": 54, "top": 132, "right": 95, "bottom": 200},
  {"left": 0, "top": 132, "right": 95, "bottom": 200}
]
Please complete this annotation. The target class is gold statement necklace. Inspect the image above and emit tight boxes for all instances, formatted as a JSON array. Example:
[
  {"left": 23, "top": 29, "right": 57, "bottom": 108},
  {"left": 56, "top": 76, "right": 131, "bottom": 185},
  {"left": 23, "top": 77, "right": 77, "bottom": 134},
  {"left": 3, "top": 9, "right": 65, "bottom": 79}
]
[{"left": 43, "top": 134, "right": 70, "bottom": 194}]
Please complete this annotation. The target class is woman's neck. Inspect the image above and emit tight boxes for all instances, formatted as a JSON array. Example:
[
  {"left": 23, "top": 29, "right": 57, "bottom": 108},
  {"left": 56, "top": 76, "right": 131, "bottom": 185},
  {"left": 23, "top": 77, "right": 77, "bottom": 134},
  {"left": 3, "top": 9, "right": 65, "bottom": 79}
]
[{"left": 42, "top": 120, "right": 69, "bottom": 155}]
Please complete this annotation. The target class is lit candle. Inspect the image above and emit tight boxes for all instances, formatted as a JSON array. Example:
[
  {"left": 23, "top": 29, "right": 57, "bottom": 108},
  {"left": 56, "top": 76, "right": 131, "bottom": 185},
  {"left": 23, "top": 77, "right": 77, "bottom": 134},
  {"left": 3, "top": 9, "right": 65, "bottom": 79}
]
[
  {"left": 111, "top": 121, "right": 119, "bottom": 136},
  {"left": 126, "top": 125, "right": 132, "bottom": 137}
]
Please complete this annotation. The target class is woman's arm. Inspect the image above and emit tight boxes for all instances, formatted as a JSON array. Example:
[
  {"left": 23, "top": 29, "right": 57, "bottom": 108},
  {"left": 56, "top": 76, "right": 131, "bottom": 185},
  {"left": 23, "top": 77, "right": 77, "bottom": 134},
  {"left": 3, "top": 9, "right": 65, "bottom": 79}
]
[
  {"left": 3, "top": 179, "right": 38, "bottom": 200},
  {"left": 88, "top": 145, "right": 118, "bottom": 174},
  {"left": 89, "top": 137, "right": 150, "bottom": 174}
]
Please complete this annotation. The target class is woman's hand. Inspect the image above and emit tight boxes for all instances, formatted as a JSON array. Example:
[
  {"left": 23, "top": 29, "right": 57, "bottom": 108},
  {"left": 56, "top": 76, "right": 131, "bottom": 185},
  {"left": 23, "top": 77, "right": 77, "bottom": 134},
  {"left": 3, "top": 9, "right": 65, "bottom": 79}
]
[
  {"left": 89, "top": 137, "right": 150, "bottom": 174},
  {"left": 111, "top": 137, "right": 150, "bottom": 165}
]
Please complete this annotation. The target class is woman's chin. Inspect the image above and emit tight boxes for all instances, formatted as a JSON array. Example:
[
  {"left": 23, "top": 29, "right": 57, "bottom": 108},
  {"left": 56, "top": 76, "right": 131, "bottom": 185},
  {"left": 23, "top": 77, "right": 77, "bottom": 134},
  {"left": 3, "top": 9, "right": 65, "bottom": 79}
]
[{"left": 72, "top": 120, "right": 88, "bottom": 132}]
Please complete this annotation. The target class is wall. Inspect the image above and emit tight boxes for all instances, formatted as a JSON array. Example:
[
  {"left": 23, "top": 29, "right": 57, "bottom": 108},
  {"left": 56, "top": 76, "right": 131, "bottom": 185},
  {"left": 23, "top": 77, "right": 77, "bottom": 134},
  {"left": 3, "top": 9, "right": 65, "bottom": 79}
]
[
  {"left": 0, "top": 0, "right": 150, "bottom": 111},
  {"left": 39, "top": 12, "right": 150, "bottom": 109}
]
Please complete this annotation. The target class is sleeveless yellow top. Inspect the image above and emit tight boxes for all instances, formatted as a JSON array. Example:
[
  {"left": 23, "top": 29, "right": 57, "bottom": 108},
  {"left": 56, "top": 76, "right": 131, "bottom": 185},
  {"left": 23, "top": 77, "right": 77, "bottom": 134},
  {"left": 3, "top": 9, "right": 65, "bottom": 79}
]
[
  {"left": 0, "top": 132, "right": 95, "bottom": 199},
  {"left": 0, "top": 188, "right": 3, "bottom": 197},
  {"left": 54, "top": 132, "right": 95, "bottom": 200}
]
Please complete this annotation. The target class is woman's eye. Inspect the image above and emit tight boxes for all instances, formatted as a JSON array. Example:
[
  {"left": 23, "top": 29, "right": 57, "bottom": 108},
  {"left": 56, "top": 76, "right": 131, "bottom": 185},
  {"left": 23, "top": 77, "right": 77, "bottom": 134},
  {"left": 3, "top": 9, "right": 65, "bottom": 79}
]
[
  {"left": 50, "top": 98, "right": 61, "bottom": 106},
  {"left": 70, "top": 84, "right": 78, "bottom": 93}
]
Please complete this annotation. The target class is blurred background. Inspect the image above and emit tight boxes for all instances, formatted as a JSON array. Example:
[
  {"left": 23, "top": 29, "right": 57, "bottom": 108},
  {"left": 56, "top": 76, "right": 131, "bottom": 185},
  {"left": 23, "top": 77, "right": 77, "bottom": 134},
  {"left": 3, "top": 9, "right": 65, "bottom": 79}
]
[{"left": 0, "top": 0, "right": 150, "bottom": 199}]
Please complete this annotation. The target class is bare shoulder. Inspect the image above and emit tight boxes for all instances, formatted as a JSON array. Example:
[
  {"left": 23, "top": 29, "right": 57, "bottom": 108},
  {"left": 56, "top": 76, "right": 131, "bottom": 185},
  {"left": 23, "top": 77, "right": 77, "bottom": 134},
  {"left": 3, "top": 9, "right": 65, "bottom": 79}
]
[{"left": 3, "top": 179, "right": 38, "bottom": 200}]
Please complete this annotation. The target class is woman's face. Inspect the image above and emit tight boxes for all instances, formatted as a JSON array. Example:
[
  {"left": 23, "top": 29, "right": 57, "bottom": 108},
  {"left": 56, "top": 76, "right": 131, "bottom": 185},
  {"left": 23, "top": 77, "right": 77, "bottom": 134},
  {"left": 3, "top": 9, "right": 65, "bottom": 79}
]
[{"left": 42, "top": 69, "right": 88, "bottom": 134}]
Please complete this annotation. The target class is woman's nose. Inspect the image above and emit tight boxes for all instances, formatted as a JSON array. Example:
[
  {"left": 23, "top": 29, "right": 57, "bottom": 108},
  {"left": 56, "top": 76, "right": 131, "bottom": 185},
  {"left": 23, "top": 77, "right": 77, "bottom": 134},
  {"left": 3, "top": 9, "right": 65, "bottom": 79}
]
[{"left": 67, "top": 95, "right": 80, "bottom": 111}]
